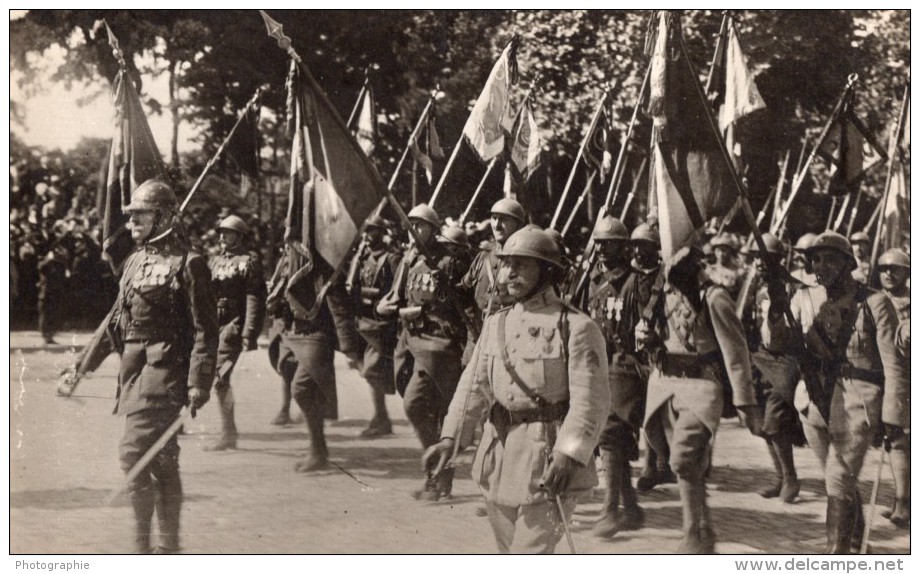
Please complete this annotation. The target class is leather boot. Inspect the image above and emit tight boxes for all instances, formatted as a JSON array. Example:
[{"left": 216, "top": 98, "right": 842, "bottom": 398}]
[
  {"left": 412, "top": 471, "right": 440, "bottom": 501},
  {"left": 205, "top": 387, "right": 238, "bottom": 451},
  {"left": 773, "top": 435, "right": 800, "bottom": 503},
  {"left": 128, "top": 486, "right": 155, "bottom": 554},
  {"left": 850, "top": 491, "right": 866, "bottom": 554},
  {"left": 887, "top": 447, "right": 910, "bottom": 527},
  {"left": 272, "top": 372, "right": 294, "bottom": 425},
  {"left": 759, "top": 437, "right": 783, "bottom": 498},
  {"left": 295, "top": 404, "right": 329, "bottom": 472},
  {"left": 436, "top": 465, "right": 455, "bottom": 500},
  {"left": 825, "top": 496, "right": 854, "bottom": 554},
  {"left": 676, "top": 477, "right": 713, "bottom": 554},
  {"left": 594, "top": 451, "right": 622, "bottom": 538},
  {"left": 617, "top": 460, "right": 645, "bottom": 531},
  {"left": 889, "top": 498, "right": 910, "bottom": 528},
  {"left": 153, "top": 473, "right": 183, "bottom": 554},
  {"left": 361, "top": 387, "right": 393, "bottom": 438}
]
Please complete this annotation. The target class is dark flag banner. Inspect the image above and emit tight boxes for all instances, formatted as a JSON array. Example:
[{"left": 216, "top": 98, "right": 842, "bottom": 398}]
[
  {"left": 509, "top": 99, "right": 543, "bottom": 182},
  {"left": 817, "top": 94, "right": 887, "bottom": 196},
  {"left": 583, "top": 94, "right": 614, "bottom": 184},
  {"left": 410, "top": 106, "right": 445, "bottom": 185},
  {"left": 99, "top": 67, "right": 168, "bottom": 272},
  {"left": 225, "top": 92, "right": 262, "bottom": 196},
  {"left": 647, "top": 11, "right": 735, "bottom": 260}
]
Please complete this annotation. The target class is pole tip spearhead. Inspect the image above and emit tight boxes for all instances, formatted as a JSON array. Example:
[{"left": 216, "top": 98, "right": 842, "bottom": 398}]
[{"left": 260, "top": 10, "right": 291, "bottom": 49}]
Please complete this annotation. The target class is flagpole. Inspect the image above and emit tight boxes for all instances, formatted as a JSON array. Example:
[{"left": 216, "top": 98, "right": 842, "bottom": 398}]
[
  {"left": 770, "top": 74, "right": 859, "bottom": 234},
  {"left": 179, "top": 87, "right": 263, "bottom": 213},
  {"left": 346, "top": 73, "right": 370, "bottom": 129},
  {"left": 459, "top": 159, "right": 498, "bottom": 224},
  {"left": 260, "top": 10, "right": 480, "bottom": 338},
  {"left": 617, "top": 155, "right": 649, "bottom": 221},
  {"left": 845, "top": 187, "right": 864, "bottom": 236},
  {"left": 704, "top": 12, "right": 731, "bottom": 95},
  {"left": 604, "top": 66, "right": 651, "bottom": 213},
  {"left": 868, "top": 85, "right": 910, "bottom": 279},
  {"left": 832, "top": 193, "right": 852, "bottom": 231},
  {"left": 550, "top": 86, "right": 610, "bottom": 229},
  {"left": 825, "top": 196, "right": 839, "bottom": 230},
  {"left": 756, "top": 150, "right": 790, "bottom": 231},
  {"left": 560, "top": 171, "right": 598, "bottom": 237}
]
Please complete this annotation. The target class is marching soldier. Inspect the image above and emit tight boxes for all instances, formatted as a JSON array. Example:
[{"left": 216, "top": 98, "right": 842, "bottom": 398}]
[
  {"left": 349, "top": 214, "right": 402, "bottom": 437},
  {"left": 115, "top": 180, "right": 219, "bottom": 553},
  {"left": 639, "top": 243, "right": 762, "bottom": 553},
  {"left": 707, "top": 233, "right": 745, "bottom": 297},
  {"left": 762, "top": 231, "right": 900, "bottom": 553},
  {"left": 205, "top": 215, "right": 266, "bottom": 451},
  {"left": 742, "top": 233, "right": 804, "bottom": 503},
  {"left": 424, "top": 227, "right": 609, "bottom": 553},
  {"left": 585, "top": 215, "right": 646, "bottom": 538},
  {"left": 875, "top": 248, "right": 910, "bottom": 528},
  {"left": 377, "top": 204, "right": 468, "bottom": 500},
  {"left": 849, "top": 231, "right": 872, "bottom": 285},
  {"left": 460, "top": 198, "right": 526, "bottom": 361}
]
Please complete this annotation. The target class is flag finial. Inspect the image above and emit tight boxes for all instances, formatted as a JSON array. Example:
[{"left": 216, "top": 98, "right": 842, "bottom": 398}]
[
  {"left": 260, "top": 10, "right": 293, "bottom": 53},
  {"left": 102, "top": 20, "right": 126, "bottom": 70}
]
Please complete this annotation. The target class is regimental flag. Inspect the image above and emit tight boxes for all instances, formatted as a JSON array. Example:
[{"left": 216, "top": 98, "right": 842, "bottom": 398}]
[
  {"left": 706, "top": 16, "right": 766, "bottom": 171},
  {"left": 225, "top": 91, "right": 262, "bottom": 197},
  {"left": 509, "top": 99, "right": 543, "bottom": 182},
  {"left": 284, "top": 60, "right": 383, "bottom": 274},
  {"left": 583, "top": 95, "right": 615, "bottom": 184},
  {"left": 881, "top": 149, "right": 910, "bottom": 252},
  {"left": 817, "top": 93, "right": 887, "bottom": 196},
  {"left": 646, "top": 11, "right": 735, "bottom": 260},
  {"left": 462, "top": 37, "right": 519, "bottom": 162},
  {"left": 409, "top": 105, "right": 445, "bottom": 184},
  {"left": 354, "top": 84, "right": 377, "bottom": 156},
  {"left": 99, "top": 66, "right": 168, "bottom": 272}
]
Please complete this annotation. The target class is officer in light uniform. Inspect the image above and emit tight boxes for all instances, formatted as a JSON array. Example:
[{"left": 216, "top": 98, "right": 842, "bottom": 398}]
[
  {"left": 424, "top": 227, "right": 609, "bottom": 553},
  {"left": 204, "top": 215, "right": 266, "bottom": 451},
  {"left": 585, "top": 215, "right": 646, "bottom": 537},
  {"left": 762, "top": 231, "right": 900, "bottom": 553},
  {"left": 349, "top": 214, "right": 402, "bottom": 437},
  {"left": 115, "top": 180, "right": 219, "bottom": 553},
  {"left": 875, "top": 248, "right": 910, "bottom": 528},
  {"left": 639, "top": 243, "right": 762, "bottom": 553},
  {"left": 377, "top": 204, "right": 467, "bottom": 500}
]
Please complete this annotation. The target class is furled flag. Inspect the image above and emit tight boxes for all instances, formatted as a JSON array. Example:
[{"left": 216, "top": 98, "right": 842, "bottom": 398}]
[
  {"left": 225, "top": 91, "right": 262, "bottom": 197},
  {"left": 354, "top": 84, "right": 377, "bottom": 156},
  {"left": 816, "top": 93, "right": 887, "bottom": 196},
  {"left": 706, "top": 15, "right": 766, "bottom": 171},
  {"left": 462, "top": 37, "right": 519, "bottom": 162},
  {"left": 98, "top": 28, "right": 167, "bottom": 272},
  {"left": 509, "top": 99, "right": 543, "bottom": 182},
  {"left": 285, "top": 60, "right": 383, "bottom": 274},
  {"left": 881, "top": 149, "right": 910, "bottom": 252},
  {"left": 409, "top": 105, "right": 445, "bottom": 184},
  {"left": 583, "top": 95, "right": 615, "bottom": 184},
  {"left": 646, "top": 11, "right": 736, "bottom": 260}
]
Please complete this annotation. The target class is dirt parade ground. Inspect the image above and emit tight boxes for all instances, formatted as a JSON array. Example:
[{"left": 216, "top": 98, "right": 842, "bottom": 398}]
[{"left": 8, "top": 330, "right": 910, "bottom": 555}]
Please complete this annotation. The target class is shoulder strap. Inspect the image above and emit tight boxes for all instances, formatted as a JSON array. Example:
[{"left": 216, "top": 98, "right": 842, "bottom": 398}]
[{"left": 497, "top": 310, "right": 549, "bottom": 407}]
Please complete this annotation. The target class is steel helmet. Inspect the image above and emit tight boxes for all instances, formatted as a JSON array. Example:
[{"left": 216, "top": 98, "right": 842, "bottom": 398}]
[
  {"left": 878, "top": 248, "right": 910, "bottom": 269},
  {"left": 850, "top": 231, "right": 871, "bottom": 244},
  {"left": 124, "top": 180, "right": 178, "bottom": 212},
  {"left": 438, "top": 224, "right": 470, "bottom": 248},
  {"left": 499, "top": 227, "right": 563, "bottom": 269},
  {"left": 490, "top": 198, "right": 526, "bottom": 224},
  {"left": 592, "top": 215, "right": 629, "bottom": 241},
  {"left": 630, "top": 222, "right": 659, "bottom": 245},
  {"left": 750, "top": 233, "right": 785, "bottom": 256},
  {"left": 218, "top": 214, "right": 249, "bottom": 235},
  {"left": 710, "top": 233, "right": 740, "bottom": 251},
  {"left": 793, "top": 232, "right": 819, "bottom": 252},
  {"left": 806, "top": 231, "right": 857, "bottom": 270},
  {"left": 407, "top": 203, "right": 441, "bottom": 228},
  {"left": 365, "top": 214, "right": 389, "bottom": 229}
]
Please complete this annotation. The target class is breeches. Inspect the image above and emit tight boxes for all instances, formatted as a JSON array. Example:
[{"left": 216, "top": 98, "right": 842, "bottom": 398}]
[
  {"left": 799, "top": 379, "right": 882, "bottom": 499},
  {"left": 119, "top": 407, "right": 182, "bottom": 494},
  {"left": 403, "top": 338, "right": 462, "bottom": 447},
  {"left": 486, "top": 497, "right": 575, "bottom": 554},
  {"left": 645, "top": 398, "right": 713, "bottom": 481},
  {"left": 282, "top": 331, "right": 337, "bottom": 420}
]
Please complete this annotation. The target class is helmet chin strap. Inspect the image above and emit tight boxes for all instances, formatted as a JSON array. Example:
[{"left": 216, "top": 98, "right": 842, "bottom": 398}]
[{"left": 144, "top": 210, "right": 176, "bottom": 244}]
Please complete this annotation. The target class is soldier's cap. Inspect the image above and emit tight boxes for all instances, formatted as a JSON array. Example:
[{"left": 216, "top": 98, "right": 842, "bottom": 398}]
[
  {"left": 878, "top": 248, "right": 910, "bottom": 270},
  {"left": 438, "top": 224, "right": 470, "bottom": 247},
  {"left": 498, "top": 227, "right": 563, "bottom": 269},
  {"left": 218, "top": 214, "right": 249, "bottom": 235},
  {"left": 805, "top": 230, "right": 857, "bottom": 271},
  {"left": 124, "top": 180, "right": 178, "bottom": 212},
  {"left": 793, "top": 232, "right": 819, "bottom": 252},
  {"left": 749, "top": 233, "right": 785, "bottom": 256},
  {"left": 489, "top": 198, "right": 526, "bottom": 224},
  {"left": 365, "top": 214, "right": 389, "bottom": 229},
  {"left": 407, "top": 203, "right": 441, "bottom": 227}
]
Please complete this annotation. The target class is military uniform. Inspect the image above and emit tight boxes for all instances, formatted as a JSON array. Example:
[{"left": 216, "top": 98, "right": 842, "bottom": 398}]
[
  {"left": 442, "top": 287, "right": 609, "bottom": 553},
  {"left": 461, "top": 244, "right": 515, "bottom": 363},
  {"left": 354, "top": 242, "right": 402, "bottom": 394},
  {"left": 206, "top": 243, "right": 266, "bottom": 449},
  {"left": 706, "top": 261, "right": 744, "bottom": 298},
  {"left": 763, "top": 277, "right": 899, "bottom": 552},
  {"left": 115, "top": 230, "right": 219, "bottom": 553},
  {"left": 643, "top": 264, "right": 757, "bottom": 553}
]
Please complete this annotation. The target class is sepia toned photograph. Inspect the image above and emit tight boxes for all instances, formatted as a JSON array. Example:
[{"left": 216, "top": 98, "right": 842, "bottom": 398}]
[{"left": 8, "top": 8, "right": 910, "bottom": 557}]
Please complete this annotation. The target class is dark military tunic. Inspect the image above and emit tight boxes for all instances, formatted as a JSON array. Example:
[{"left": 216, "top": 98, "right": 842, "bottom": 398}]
[{"left": 354, "top": 243, "right": 402, "bottom": 394}]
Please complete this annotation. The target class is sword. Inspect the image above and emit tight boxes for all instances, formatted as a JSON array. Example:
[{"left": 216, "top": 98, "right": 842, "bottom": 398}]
[
  {"left": 859, "top": 446, "right": 887, "bottom": 554},
  {"left": 106, "top": 407, "right": 193, "bottom": 506},
  {"left": 555, "top": 494, "right": 577, "bottom": 554}
]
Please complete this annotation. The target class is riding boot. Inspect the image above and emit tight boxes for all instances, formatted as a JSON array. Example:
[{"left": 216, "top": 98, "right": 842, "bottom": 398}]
[
  {"left": 636, "top": 445, "right": 658, "bottom": 493},
  {"left": 759, "top": 437, "right": 783, "bottom": 498},
  {"left": 128, "top": 486, "right": 155, "bottom": 554},
  {"left": 594, "top": 450, "right": 622, "bottom": 538},
  {"left": 436, "top": 465, "right": 455, "bottom": 500},
  {"left": 295, "top": 402, "right": 329, "bottom": 472},
  {"left": 271, "top": 372, "right": 294, "bottom": 425},
  {"left": 887, "top": 447, "right": 910, "bottom": 528},
  {"left": 154, "top": 472, "right": 183, "bottom": 554},
  {"left": 825, "top": 496, "right": 854, "bottom": 554},
  {"left": 676, "top": 477, "right": 712, "bottom": 554},
  {"left": 361, "top": 387, "right": 393, "bottom": 438},
  {"left": 850, "top": 491, "right": 866, "bottom": 554},
  {"left": 772, "top": 435, "right": 800, "bottom": 503},
  {"left": 205, "top": 387, "right": 238, "bottom": 451},
  {"left": 618, "top": 455, "right": 645, "bottom": 531}
]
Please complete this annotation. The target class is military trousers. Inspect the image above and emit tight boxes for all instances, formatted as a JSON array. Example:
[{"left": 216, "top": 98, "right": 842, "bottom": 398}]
[
  {"left": 486, "top": 496, "right": 576, "bottom": 554},
  {"left": 118, "top": 406, "right": 183, "bottom": 496},
  {"left": 357, "top": 323, "right": 396, "bottom": 395},
  {"left": 215, "top": 321, "right": 244, "bottom": 391},
  {"left": 281, "top": 330, "right": 338, "bottom": 420},
  {"left": 403, "top": 333, "right": 462, "bottom": 448},
  {"left": 797, "top": 379, "right": 882, "bottom": 499}
]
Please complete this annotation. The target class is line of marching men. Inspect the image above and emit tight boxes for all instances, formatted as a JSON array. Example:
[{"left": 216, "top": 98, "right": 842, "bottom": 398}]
[{"left": 98, "top": 179, "right": 908, "bottom": 554}]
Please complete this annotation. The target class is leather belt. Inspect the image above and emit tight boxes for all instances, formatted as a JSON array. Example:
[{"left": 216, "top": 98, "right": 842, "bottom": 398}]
[
  {"left": 490, "top": 401, "right": 568, "bottom": 444},
  {"left": 658, "top": 351, "right": 721, "bottom": 378},
  {"left": 839, "top": 364, "right": 884, "bottom": 386}
]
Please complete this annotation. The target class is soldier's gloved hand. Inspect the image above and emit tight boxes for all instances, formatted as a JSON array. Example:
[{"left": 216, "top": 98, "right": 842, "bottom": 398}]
[
  {"left": 422, "top": 438, "right": 455, "bottom": 477},
  {"left": 736, "top": 405, "right": 764, "bottom": 437},
  {"left": 541, "top": 452, "right": 578, "bottom": 496},
  {"left": 188, "top": 387, "right": 210, "bottom": 416}
]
